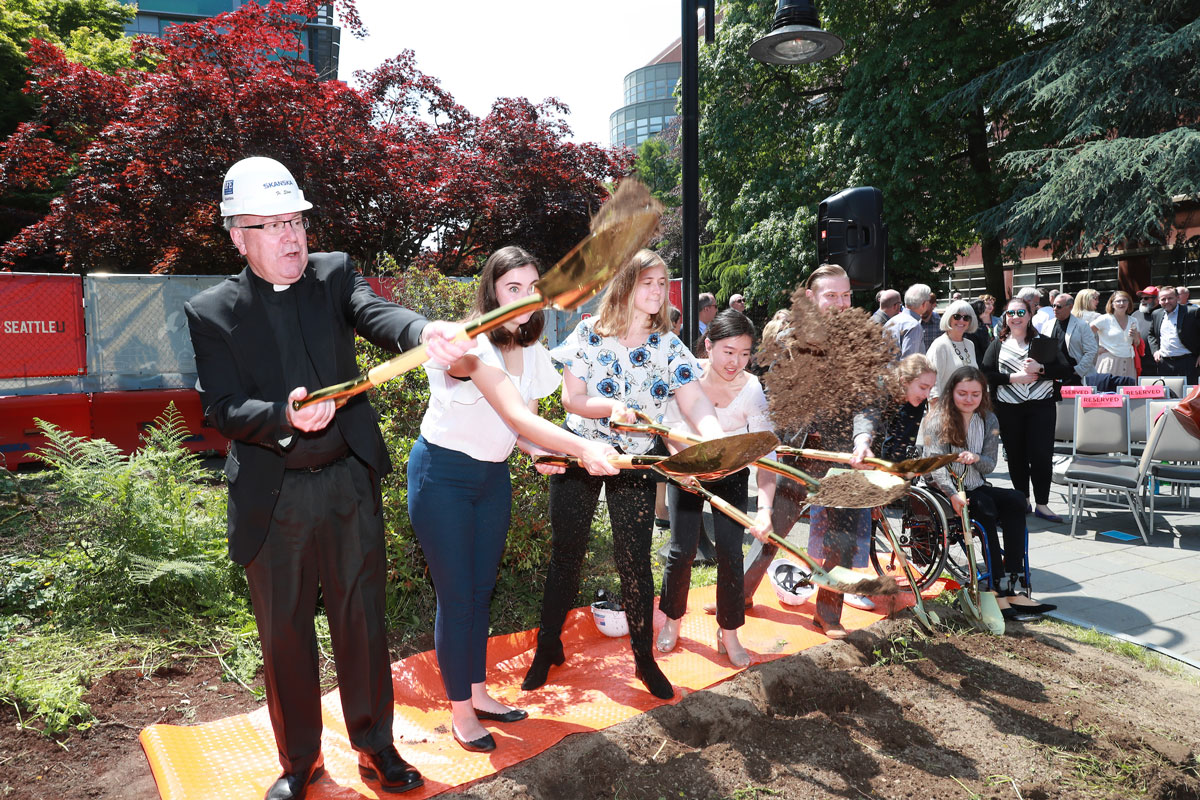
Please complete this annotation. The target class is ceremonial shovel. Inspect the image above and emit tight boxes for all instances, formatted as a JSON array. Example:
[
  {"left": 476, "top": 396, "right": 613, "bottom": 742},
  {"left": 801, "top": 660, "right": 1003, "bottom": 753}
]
[
  {"left": 609, "top": 416, "right": 913, "bottom": 509},
  {"left": 530, "top": 431, "right": 779, "bottom": 481},
  {"left": 573, "top": 422, "right": 900, "bottom": 597},
  {"left": 295, "top": 180, "right": 661, "bottom": 410},
  {"left": 951, "top": 471, "right": 1006, "bottom": 635},
  {"left": 870, "top": 511, "right": 940, "bottom": 632},
  {"left": 776, "top": 446, "right": 960, "bottom": 479}
]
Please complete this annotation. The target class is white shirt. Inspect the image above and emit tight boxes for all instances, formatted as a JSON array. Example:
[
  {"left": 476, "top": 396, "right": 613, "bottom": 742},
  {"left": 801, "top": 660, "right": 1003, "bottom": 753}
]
[
  {"left": 1159, "top": 307, "right": 1190, "bottom": 357},
  {"left": 1091, "top": 314, "right": 1135, "bottom": 359},
  {"left": 420, "top": 336, "right": 561, "bottom": 462},
  {"left": 1032, "top": 306, "right": 1053, "bottom": 329}
]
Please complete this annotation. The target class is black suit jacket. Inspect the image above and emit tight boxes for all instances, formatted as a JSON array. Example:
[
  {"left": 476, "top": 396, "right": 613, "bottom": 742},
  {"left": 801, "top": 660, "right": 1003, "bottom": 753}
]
[
  {"left": 1147, "top": 305, "right": 1200, "bottom": 357},
  {"left": 185, "top": 252, "right": 427, "bottom": 565}
]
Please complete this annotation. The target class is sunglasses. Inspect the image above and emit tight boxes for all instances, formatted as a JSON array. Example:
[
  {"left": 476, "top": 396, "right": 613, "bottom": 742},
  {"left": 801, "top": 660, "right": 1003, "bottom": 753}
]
[
  {"left": 1004, "top": 309, "right": 1027, "bottom": 317},
  {"left": 950, "top": 313, "right": 972, "bottom": 322}
]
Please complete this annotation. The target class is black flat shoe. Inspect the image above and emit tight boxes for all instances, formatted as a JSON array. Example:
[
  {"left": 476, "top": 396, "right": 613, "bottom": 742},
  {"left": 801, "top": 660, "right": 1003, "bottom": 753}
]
[
  {"left": 265, "top": 754, "right": 325, "bottom": 800},
  {"left": 633, "top": 657, "right": 675, "bottom": 700},
  {"left": 521, "top": 645, "right": 566, "bottom": 691},
  {"left": 1007, "top": 601, "right": 1057, "bottom": 615},
  {"left": 357, "top": 745, "right": 423, "bottom": 794},
  {"left": 453, "top": 725, "right": 497, "bottom": 753},
  {"left": 473, "top": 707, "right": 528, "bottom": 723}
]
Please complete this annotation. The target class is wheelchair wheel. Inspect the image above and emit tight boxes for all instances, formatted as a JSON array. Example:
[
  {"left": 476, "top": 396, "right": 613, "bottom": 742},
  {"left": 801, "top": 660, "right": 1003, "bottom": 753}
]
[
  {"left": 870, "top": 485, "right": 949, "bottom": 592},
  {"left": 943, "top": 518, "right": 991, "bottom": 587}
]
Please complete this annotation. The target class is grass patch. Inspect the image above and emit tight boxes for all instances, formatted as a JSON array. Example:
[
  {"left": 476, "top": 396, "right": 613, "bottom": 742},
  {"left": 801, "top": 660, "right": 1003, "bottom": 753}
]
[{"left": 1032, "top": 618, "right": 1200, "bottom": 683}]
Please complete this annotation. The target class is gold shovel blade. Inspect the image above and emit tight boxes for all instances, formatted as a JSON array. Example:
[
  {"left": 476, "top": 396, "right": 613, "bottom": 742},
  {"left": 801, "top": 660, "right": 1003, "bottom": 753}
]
[
  {"left": 654, "top": 431, "right": 779, "bottom": 481},
  {"left": 887, "top": 452, "right": 960, "bottom": 476}
]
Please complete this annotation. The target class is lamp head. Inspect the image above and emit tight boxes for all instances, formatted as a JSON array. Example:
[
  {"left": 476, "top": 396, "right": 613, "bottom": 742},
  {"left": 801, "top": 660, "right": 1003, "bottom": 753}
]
[{"left": 749, "top": 0, "right": 844, "bottom": 65}]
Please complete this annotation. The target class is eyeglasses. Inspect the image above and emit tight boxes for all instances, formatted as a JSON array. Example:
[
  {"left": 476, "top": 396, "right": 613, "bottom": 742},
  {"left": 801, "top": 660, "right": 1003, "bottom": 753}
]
[
  {"left": 950, "top": 313, "right": 972, "bottom": 322},
  {"left": 1004, "top": 309, "right": 1027, "bottom": 317},
  {"left": 1053, "top": 303, "right": 1072, "bottom": 309},
  {"left": 237, "top": 216, "right": 309, "bottom": 235}
]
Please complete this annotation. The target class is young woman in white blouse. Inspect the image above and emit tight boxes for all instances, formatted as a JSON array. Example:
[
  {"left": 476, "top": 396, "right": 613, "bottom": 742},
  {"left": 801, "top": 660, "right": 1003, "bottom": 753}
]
[
  {"left": 408, "top": 246, "right": 619, "bottom": 753},
  {"left": 1090, "top": 290, "right": 1141, "bottom": 378},
  {"left": 521, "top": 250, "right": 725, "bottom": 700},
  {"left": 656, "top": 310, "right": 775, "bottom": 667}
]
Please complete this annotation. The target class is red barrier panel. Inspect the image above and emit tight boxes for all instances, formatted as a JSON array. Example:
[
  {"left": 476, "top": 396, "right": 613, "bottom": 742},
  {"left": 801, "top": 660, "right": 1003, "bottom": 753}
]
[
  {"left": 0, "top": 393, "right": 92, "bottom": 469},
  {"left": 91, "top": 390, "right": 228, "bottom": 456},
  {"left": 365, "top": 276, "right": 403, "bottom": 302},
  {"left": 0, "top": 274, "right": 86, "bottom": 379}
]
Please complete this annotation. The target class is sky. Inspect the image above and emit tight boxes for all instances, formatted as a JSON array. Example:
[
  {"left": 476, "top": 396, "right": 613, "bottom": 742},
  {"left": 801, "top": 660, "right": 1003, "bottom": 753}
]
[{"left": 334, "top": 1, "right": 689, "bottom": 147}]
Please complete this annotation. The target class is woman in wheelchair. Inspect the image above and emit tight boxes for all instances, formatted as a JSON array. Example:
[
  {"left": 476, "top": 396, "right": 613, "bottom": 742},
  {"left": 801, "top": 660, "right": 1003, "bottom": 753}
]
[{"left": 922, "top": 366, "right": 1057, "bottom": 619}]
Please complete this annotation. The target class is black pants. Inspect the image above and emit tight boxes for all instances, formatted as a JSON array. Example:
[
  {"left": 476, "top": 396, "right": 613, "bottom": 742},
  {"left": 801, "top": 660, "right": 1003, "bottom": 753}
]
[
  {"left": 244, "top": 457, "right": 393, "bottom": 774},
  {"left": 993, "top": 399, "right": 1056, "bottom": 505},
  {"left": 661, "top": 469, "right": 749, "bottom": 630},
  {"left": 743, "top": 467, "right": 808, "bottom": 599},
  {"left": 965, "top": 484, "right": 1027, "bottom": 591},
  {"left": 1157, "top": 353, "right": 1199, "bottom": 383},
  {"left": 536, "top": 465, "right": 658, "bottom": 660}
]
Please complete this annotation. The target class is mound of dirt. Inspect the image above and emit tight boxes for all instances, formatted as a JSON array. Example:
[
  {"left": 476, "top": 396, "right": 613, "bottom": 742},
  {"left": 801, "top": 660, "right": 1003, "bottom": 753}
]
[{"left": 2, "top": 615, "right": 1198, "bottom": 800}]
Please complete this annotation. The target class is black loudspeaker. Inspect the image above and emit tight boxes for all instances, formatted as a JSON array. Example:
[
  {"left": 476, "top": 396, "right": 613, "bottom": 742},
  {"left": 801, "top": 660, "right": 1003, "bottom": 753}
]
[{"left": 817, "top": 187, "right": 887, "bottom": 290}]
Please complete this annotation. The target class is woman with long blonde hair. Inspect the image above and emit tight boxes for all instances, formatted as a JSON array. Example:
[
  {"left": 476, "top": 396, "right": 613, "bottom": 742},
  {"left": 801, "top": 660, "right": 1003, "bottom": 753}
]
[
  {"left": 1072, "top": 288, "right": 1101, "bottom": 323},
  {"left": 522, "top": 250, "right": 725, "bottom": 700}
]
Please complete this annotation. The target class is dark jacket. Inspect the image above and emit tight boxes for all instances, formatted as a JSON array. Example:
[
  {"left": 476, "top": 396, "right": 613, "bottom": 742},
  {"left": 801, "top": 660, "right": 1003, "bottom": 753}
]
[
  {"left": 1147, "top": 305, "right": 1200, "bottom": 358},
  {"left": 980, "top": 331, "right": 1075, "bottom": 403},
  {"left": 185, "top": 252, "right": 427, "bottom": 564}
]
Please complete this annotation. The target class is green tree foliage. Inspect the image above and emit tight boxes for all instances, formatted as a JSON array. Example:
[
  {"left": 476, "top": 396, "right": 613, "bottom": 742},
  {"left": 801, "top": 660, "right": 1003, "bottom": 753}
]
[
  {"left": 960, "top": 0, "right": 1200, "bottom": 255},
  {"left": 0, "top": 0, "right": 134, "bottom": 137},
  {"left": 633, "top": 136, "right": 681, "bottom": 207},
  {"left": 699, "top": 1, "right": 1030, "bottom": 308}
]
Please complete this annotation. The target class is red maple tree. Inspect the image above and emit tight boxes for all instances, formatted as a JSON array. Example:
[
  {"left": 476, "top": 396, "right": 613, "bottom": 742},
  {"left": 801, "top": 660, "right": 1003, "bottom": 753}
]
[{"left": 0, "top": 0, "right": 629, "bottom": 275}]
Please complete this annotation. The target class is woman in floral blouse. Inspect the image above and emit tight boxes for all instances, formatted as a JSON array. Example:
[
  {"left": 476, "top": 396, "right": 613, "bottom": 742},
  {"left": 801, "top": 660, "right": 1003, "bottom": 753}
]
[{"left": 521, "top": 250, "right": 724, "bottom": 700}]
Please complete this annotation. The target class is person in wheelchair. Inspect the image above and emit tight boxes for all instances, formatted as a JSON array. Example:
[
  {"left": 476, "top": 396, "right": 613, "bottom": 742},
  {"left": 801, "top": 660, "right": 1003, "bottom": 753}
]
[{"left": 922, "top": 366, "right": 1057, "bottom": 619}]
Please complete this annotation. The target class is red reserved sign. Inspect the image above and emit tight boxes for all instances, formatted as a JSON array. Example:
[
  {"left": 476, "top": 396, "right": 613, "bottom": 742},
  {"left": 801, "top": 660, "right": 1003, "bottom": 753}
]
[
  {"left": 1120, "top": 385, "right": 1166, "bottom": 398},
  {"left": 1060, "top": 385, "right": 1095, "bottom": 397},
  {"left": 0, "top": 274, "right": 86, "bottom": 378},
  {"left": 1080, "top": 393, "right": 1124, "bottom": 408}
]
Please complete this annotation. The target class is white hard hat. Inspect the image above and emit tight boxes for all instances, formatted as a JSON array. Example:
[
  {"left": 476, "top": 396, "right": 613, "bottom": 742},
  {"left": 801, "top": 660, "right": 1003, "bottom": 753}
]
[
  {"left": 590, "top": 600, "right": 629, "bottom": 637},
  {"left": 769, "top": 558, "right": 816, "bottom": 606},
  {"left": 219, "top": 156, "right": 313, "bottom": 218}
]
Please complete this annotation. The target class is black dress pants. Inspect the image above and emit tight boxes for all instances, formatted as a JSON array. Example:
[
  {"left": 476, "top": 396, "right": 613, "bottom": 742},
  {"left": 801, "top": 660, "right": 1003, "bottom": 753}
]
[
  {"left": 993, "top": 399, "right": 1056, "bottom": 505},
  {"left": 965, "top": 483, "right": 1028, "bottom": 591},
  {"left": 661, "top": 469, "right": 749, "bottom": 630},
  {"left": 536, "top": 465, "right": 658, "bottom": 659},
  {"left": 244, "top": 457, "right": 393, "bottom": 774}
]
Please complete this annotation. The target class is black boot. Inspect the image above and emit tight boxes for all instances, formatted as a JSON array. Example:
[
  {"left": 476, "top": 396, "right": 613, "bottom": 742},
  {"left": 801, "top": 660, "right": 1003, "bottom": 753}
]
[
  {"left": 633, "top": 653, "right": 674, "bottom": 700},
  {"left": 521, "top": 638, "right": 565, "bottom": 691}
]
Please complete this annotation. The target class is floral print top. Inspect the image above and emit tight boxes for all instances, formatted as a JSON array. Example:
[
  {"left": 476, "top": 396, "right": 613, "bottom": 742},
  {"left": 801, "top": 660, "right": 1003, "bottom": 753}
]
[{"left": 550, "top": 318, "right": 700, "bottom": 454}]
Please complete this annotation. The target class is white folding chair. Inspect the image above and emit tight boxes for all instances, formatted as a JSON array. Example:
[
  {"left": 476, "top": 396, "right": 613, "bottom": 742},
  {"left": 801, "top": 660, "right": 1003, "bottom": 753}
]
[
  {"left": 1063, "top": 409, "right": 1167, "bottom": 543},
  {"left": 1145, "top": 401, "right": 1200, "bottom": 531},
  {"left": 1140, "top": 376, "right": 1187, "bottom": 398}
]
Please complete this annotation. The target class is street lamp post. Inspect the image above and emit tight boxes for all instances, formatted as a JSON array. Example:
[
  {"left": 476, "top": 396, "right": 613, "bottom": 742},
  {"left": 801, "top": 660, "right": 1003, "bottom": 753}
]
[
  {"left": 680, "top": 0, "right": 843, "bottom": 346},
  {"left": 680, "top": 0, "right": 713, "bottom": 349}
]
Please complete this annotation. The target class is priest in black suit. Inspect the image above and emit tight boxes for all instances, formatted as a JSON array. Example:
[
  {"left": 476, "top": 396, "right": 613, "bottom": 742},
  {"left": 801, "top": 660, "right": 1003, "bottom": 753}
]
[{"left": 185, "top": 157, "right": 471, "bottom": 800}]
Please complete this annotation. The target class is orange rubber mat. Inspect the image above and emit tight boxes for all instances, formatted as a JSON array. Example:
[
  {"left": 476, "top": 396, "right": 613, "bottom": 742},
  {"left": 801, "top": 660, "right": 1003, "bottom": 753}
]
[{"left": 140, "top": 576, "right": 950, "bottom": 799}]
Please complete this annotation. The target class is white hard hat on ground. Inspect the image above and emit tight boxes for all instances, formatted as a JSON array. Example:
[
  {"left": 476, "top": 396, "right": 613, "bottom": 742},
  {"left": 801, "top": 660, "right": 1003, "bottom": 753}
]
[
  {"left": 220, "top": 156, "right": 313, "bottom": 218},
  {"left": 590, "top": 600, "right": 629, "bottom": 637},
  {"left": 769, "top": 558, "right": 816, "bottom": 606}
]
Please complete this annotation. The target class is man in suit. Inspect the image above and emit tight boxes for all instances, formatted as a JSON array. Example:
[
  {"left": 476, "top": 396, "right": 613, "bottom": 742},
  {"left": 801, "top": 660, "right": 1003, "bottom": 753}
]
[
  {"left": 1148, "top": 285, "right": 1200, "bottom": 383},
  {"left": 186, "top": 157, "right": 471, "bottom": 800},
  {"left": 883, "top": 283, "right": 933, "bottom": 357},
  {"left": 870, "top": 288, "right": 902, "bottom": 325},
  {"left": 1038, "top": 292, "right": 1097, "bottom": 383}
]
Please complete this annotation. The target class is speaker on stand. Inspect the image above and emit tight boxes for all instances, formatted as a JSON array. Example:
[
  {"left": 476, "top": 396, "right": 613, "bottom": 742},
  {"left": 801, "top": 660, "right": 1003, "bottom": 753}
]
[{"left": 818, "top": 187, "right": 887, "bottom": 291}]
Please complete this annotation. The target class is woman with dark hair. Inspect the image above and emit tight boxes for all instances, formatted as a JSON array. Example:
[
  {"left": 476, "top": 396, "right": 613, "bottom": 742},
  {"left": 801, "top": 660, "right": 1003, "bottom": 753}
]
[
  {"left": 408, "top": 246, "right": 620, "bottom": 752},
  {"left": 922, "top": 366, "right": 1057, "bottom": 618},
  {"left": 656, "top": 309, "right": 774, "bottom": 667},
  {"left": 980, "top": 297, "right": 1074, "bottom": 523},
  {"left": 522, "top": 249, "right": 724, "bottom": 700}
]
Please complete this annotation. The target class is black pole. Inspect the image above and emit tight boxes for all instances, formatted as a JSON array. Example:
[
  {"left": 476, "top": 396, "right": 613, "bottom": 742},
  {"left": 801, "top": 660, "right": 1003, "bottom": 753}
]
[{"left": 681, "top": 0, "right": 699, "bottom": 349}]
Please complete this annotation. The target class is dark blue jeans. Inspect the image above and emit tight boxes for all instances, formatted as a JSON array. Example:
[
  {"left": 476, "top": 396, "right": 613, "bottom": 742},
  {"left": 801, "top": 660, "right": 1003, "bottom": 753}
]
[
  {"left": 407, "top": 437, "right": 511, "bottom": 702},
  {"left": 660, "top": 469, "right": 749, "bottom": 630}
]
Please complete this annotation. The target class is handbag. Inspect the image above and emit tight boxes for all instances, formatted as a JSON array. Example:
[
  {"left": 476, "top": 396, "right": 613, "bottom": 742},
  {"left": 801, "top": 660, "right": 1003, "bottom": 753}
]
[{"left": 1171, "top": 385, "right": 1200, "bottom": 440}]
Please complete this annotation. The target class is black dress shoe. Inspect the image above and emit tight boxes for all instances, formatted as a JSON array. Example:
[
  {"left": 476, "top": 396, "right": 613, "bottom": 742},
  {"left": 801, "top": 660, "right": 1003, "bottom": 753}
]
[
  {"left": 265, "top": 754, "right": 324, "bottom": 800},
  {"left": 357, "top": 745, "right": 424, "bottom": 794},
  {"left": 453, "top": 724, "right": 497, "bottom": 752},
  {"left": 473, "top": 707, "right": 528, "bottom": 723}
]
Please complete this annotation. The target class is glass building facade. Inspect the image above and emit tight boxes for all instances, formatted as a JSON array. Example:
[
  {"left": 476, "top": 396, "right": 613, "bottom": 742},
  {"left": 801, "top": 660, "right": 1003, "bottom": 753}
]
[
  {"left": 120, "top": 1, "right": 340, "bottom": 80},
  {"left": 609, "top": 61, "right": 681, "bottom": 149}
]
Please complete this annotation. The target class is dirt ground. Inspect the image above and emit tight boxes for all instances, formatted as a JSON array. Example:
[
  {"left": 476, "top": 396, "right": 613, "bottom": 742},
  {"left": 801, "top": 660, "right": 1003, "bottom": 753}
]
[{"left": 2, "top": 611, "right": 1198, "bottom": 800}]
